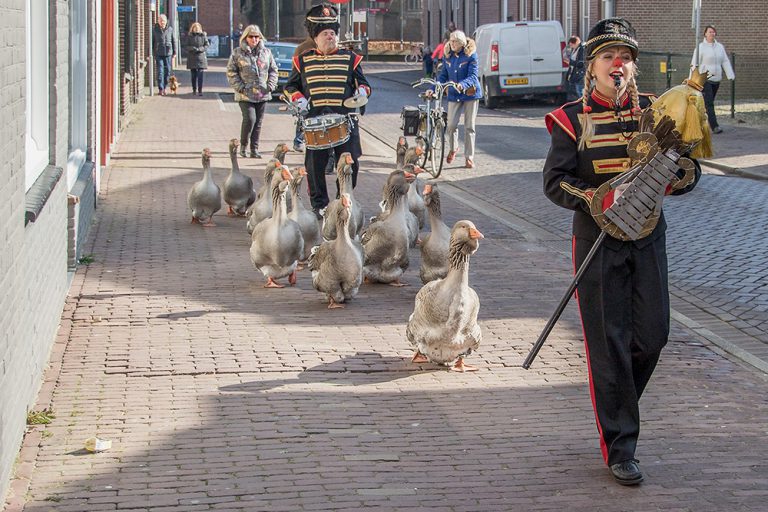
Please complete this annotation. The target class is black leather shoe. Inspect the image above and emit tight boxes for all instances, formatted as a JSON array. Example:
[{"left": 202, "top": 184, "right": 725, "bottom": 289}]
[
  {"left": 250, "top": 150, "right": 262, "bottom": 159},
  {"left": 713, "top": 126, "right": 723, "bottom": 134},
  {"left": 609, "top": 459, "right": 643, "bottom": 486},
  {"left": 311, "top": 208, "right": 323, "bottom": 221},
  {"left": 239, "top": 148, "right": 247, "bottom": 158}
]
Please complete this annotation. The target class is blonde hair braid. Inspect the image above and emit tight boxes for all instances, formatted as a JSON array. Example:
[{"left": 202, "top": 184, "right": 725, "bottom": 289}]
[{"left": 578, "top": 64, "right": 595, "bottom": 151}]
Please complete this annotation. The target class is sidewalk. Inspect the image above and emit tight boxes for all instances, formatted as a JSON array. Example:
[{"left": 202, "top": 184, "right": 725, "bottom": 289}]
[{"left": 4, "top": 64, "right": 768, "bottom": 511}]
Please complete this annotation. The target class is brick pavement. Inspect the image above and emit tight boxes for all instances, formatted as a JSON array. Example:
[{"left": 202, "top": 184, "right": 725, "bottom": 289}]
[{"left": 4, "top": 62, "right": 768, "bottom": 511}]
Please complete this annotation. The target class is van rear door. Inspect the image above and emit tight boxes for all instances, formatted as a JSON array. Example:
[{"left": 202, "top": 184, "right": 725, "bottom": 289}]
[
  {"left": 528, "top": 23, "right": 564, "bottom": 88},
  {"left": 498, "top": 24, "right": 531, "bottom": 90}
]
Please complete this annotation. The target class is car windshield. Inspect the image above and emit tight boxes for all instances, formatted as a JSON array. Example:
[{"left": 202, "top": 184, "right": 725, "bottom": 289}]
[{"left": 267, "top": 44, "right": 296, "bottom": 60}]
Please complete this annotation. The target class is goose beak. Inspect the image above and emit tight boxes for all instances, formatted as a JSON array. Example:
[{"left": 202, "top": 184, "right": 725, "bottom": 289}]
[
  {"left": 423, "top": 184, "right": 432, "bottom": 194},
  {"left": 412, "top": 165, "right": 424, "bottom": 174},
  {"left": 341, "top": 194, "right": 350, "bottom": 207},
  {"left": 345, "top": 154, "right": 354, "bottom": 165},
  {"left": 281, "top": 168, "right": 293, "bottom": 180},
  {"left": 468, "top": 228, "right": 484, "bottom": 240},
  {"left": 283, "top": 144, "right": 291, "bottom": 152},
  {"left": 398, "top": 137, "right": 406, "bottom": 145},
  {"left": 298, "top": 167, "right": 307, "bottom": 177},
  {"left": 403, "top": 171, "right": 416, "bottom": 182},
  {"left": 415, "top": 147, "right": 424, "bottom": 155}
]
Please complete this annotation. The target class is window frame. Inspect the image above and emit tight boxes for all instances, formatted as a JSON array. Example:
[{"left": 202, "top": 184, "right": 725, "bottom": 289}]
[{"left": 25, "top": 0, "right": 50, "bottom": 192}]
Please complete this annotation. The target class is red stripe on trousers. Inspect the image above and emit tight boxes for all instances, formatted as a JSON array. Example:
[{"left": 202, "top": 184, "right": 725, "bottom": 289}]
[{"left": 572, "top": 236, "right": 609, "bottom": 465}]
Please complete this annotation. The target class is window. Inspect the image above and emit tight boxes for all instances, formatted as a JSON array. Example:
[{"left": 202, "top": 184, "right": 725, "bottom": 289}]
[
  {"left": 602, "top": 0, "right": 615, "bottom": 18},
  {"left": 25, "top": 0, "right": 50, "bottom": 191},
  {"left": 68, "top": 0, "right": 88, "bottom": 190},
  {"left": 519, "top": 0, "right": 528, "bottom": 21}
]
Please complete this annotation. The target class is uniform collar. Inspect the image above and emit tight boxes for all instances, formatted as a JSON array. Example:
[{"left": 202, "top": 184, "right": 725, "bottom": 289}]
[{"left": 591, "top": 88, "right": 629, "bottom": 108}]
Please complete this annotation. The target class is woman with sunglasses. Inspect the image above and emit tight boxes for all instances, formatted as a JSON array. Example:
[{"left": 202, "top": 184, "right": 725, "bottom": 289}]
[{"left": 226, "top": 25, "right": 278, "bottom": 158}]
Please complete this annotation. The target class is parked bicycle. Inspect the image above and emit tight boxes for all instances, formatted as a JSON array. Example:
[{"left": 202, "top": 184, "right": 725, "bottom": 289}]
[
  {"left": 405, "top": 78, "right": 459, "bottom": 179},
  {"left": 404, "top": 43, "right": 424, "bottom": 64}
]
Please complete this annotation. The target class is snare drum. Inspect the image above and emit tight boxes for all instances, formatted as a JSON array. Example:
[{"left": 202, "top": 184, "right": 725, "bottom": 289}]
[{"left": 303, "top": 114, "right": 351, "bottom": 150}]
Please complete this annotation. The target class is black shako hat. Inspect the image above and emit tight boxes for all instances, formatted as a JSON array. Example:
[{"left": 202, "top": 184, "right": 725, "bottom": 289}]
[
  {"left": 306, "top": 3, "right": 340, "bottom": 39},
  {"left": 585, "top": 18, "right": 639, "bottom": 60}
]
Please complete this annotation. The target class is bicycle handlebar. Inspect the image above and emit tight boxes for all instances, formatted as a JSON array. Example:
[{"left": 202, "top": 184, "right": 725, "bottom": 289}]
[{"left": 411, "top": 79, "right": 461, "bottom": 100}]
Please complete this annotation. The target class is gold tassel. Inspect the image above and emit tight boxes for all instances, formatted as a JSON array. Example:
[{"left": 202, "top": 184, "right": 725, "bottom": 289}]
[
  {"left": 691, "top": 121, "right": 713, "bottom": 159},
  {"left": 681, "top": 94, "right": 704, "bottom": 144}
]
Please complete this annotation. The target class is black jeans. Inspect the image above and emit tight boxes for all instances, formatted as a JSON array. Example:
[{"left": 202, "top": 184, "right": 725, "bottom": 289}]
[
  {"left": 239, "top": 101, "right": 267, "bottom": 152},
  {"left": 190, "top": 69, "right": 204, "bottom": 92},
  {"left": 304, "top": 125, "right": 361, "bottom": 211},
  {"left": 703, "top": 80, "right": 721, "bottom": 130}
]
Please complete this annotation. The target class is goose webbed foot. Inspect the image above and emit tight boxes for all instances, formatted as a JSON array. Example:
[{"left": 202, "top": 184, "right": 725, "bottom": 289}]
[
  {"left": 264, "top": 277, "right": 284, "bottom": 288},
  {"left": 411, "top": 351, "right": 429, "bottom": 364},
  {"left": 288, "top": 270, "right": 298, "bottom": 286},
  {"left": 227, "top": 206, "right": 236, "bottom": 217},
  {"left": 202, "top": 220, "right": 216, "bottom": 227},
  {"left": 191, "top": 217, "right": 200, "bottom": 224},
  {"left": 388, "top": 279, "right": 408, "bottom": 287},
  {"left": 450, "top": 358, "right": 478, "bottom": 372},
  {"left": 415, "top": 237, "right": 422, "bottom": 246},
  {"left": 328, "top": 297, "right": 346, "bottom": 309}
]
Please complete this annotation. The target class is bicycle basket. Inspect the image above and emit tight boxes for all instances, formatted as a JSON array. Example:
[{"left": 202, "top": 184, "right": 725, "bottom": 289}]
[{"left": 401, "top": 106, "right": 421, "bottom": 136}]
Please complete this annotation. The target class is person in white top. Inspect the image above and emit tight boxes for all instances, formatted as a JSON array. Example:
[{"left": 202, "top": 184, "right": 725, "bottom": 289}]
[{"left": 692, "top": 25, "right": 735, "bottom": 133}]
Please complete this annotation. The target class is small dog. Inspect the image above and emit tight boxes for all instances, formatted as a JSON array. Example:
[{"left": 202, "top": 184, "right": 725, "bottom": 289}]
[{"left": 168, "top": 75, "right": 179, "bottom": 95}]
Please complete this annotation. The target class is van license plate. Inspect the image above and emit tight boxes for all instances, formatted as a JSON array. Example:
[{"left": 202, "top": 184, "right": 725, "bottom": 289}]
[
  {"left": 278, "top": 71, "right": 289, "bottom": 78},
  {"left": 505, "top": 77, "right": 528, "bottom": 85}
]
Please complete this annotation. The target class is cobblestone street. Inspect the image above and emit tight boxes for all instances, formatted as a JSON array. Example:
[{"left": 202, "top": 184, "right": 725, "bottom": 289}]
[{"left": 5, "top": 62, "right": 768, "bottom": 511}]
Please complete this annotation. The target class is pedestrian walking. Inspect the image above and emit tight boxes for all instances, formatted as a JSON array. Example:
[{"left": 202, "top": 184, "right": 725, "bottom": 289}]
[
  {"left": 566, "top": 35, "right": 585, "bottom": 101},
  {"left": 226, "top": 24, "right": 278, "bottom": 158},
  {"left": 430, "top": 30, "right": 482, "bottom": 169},
  {"left": 152, "top": 14, "right": 176, "bottom": 96},
  {"left": 285, "top": 3, "right": 372, "bottom": 218},
  {"left": 542, "top": 18, "right": 701, "bottom": 486},
  {"left": 185, "top": 22, "right": 210, "bottom": 96},
  {"left": 692, "top": 25, "right": 735, "bottom": 134}
]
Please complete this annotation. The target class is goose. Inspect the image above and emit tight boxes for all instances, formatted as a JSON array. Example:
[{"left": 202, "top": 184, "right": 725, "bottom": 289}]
[
  {"left": 247, "top": 160, "right": 282, "bottom": 234},
  {"left": 223, "top": 139, "right": 256, "bottom": 217},
  {"left": 395, "top": 136, "right": 408, "bottom": 170},
  {"left": 288, "top": 167, "right": 322, "bottom": 262},
  {"left": 406, "top": 220, "right": 484, "bottom": 372},
  {"left": 187, "top": 148, "right": 221, "bottom": 227},
  {"left": 419, "top": 184, "right": 452, "bottom": 284},
  {"left": 272, "top": 143, "right": 291, "bottom": 164},
  {"left": 361, "top": 169, "right": 414, "bottom": 286},
  {"left": 308, "top": 194, "right": 364, "bottom": 308},
  {"left": 322, "top": 153, "right": 363, "bottom": 241},
  {"left": 249, "top": 166, "right": 304, "bottom": 288},
  {"left": 376, "top": 164, "right": 421, "bottom": 248},
  {"left": 403, "top": 143, "right": 424, "bottom": 168},
  {"left": 407, "top": 168, "right": 426, "bottom": 230}
]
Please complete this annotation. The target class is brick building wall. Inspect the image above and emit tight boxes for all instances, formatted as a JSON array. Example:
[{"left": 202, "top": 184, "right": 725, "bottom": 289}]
[{"left": 0, "top": 0, "right": 71, "bottom": 501}]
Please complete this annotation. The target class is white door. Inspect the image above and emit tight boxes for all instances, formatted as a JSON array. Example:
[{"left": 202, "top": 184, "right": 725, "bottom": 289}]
[
  {"left": 528, "top": 24, "right": 564, "bottom": 88},
  {"left": 498, "top": 25, "right": 531, "bottom": 90}
]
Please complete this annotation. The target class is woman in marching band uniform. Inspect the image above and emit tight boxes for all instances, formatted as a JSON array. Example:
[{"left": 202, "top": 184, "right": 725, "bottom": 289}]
[{"left": 542, "top": 18, "right": 701, "bottom": 486}]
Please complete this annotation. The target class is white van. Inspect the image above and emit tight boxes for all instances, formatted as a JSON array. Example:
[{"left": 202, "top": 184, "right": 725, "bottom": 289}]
[{"left": 474, "top": 21, "right": 568, "bottom": 108}]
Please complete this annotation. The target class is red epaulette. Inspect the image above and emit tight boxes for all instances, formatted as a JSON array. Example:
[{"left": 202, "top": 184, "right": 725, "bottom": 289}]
[{"left": 544, "top": 103, "right": 579, "bottom": 142}]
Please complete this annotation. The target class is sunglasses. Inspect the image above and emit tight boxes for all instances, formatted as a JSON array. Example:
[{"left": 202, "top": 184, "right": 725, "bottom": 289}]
[{"left": 246, "top": 34, "right": 260, "bottom": 39}]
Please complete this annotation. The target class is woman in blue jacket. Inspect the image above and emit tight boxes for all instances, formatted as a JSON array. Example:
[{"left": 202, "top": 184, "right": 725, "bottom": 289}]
[{"left": 432, "top": 30, "right": 483, "bottom": 168}]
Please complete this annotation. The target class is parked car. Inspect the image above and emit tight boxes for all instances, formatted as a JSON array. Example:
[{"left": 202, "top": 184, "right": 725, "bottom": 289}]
[
  {"left": 265, "top": 41, "right": 299, "bottom": 96},
  {"left": 474, "top": 21, "right": 568, "bottom": 108}
]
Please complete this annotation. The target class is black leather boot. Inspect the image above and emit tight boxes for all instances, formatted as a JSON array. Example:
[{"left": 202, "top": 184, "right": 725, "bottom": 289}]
[{"left": 609, "top": 459, "right": 643, "bottom": 486}]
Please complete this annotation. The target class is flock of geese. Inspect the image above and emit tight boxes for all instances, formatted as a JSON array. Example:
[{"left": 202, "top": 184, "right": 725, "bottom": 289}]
[{"left": 186, "top": 138, "right": 483, "bottom": 372}]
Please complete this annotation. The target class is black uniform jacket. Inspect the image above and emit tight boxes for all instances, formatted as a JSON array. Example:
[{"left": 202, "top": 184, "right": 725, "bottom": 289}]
[
  {"left": 285, "top": 47, "right": 371, "bottom": 118},
  {"left": 543, "top": 89, "right": 700, "bottom": 249}
]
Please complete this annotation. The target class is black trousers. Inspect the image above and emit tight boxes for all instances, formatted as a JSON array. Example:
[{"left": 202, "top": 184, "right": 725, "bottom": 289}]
[
  {"left": 573, "top": 234, "right": 670, "bottom": 466},
  {"left": 190, "top": 69, "right": 204, "bottom": 92},
  {"left": 304, "top": 124, "right": 362, "bottom": 211},
  {"left": 702, "top": 80, "right": 721, "bottom": 130},
  {"left": 239, "top": 101, "right": 267, "bottom": 152}
]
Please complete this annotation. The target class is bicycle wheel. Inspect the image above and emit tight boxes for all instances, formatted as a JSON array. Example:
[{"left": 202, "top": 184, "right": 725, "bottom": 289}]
[
  {"left": 430, "top": 118, "right": 447, "bottom": 178},
  {"left": 404, "top": 53, "right": 418, "bottom": 64}
]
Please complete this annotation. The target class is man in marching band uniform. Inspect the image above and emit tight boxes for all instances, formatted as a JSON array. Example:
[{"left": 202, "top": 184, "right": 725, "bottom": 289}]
[
  {"left": 542, "top": 18, "right": 701, "bottom": 485},
  {"left": 285, "top": 3, "right": 372, "bottom": 218}
]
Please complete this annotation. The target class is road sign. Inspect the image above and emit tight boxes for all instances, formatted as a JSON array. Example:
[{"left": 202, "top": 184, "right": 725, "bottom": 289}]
[{"left": 178, "top": 5, "right": 195, "bottom": 12}]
